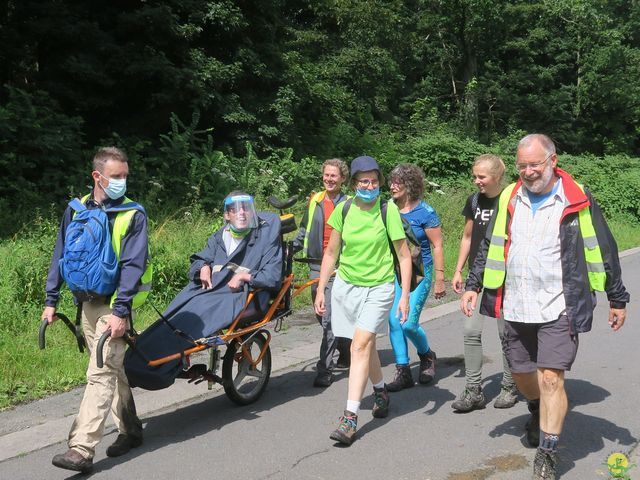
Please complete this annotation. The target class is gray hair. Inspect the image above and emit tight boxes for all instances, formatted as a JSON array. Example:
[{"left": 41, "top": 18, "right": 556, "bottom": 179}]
[{"left": 517, "top": 134, "right": 556, "bottom": 156}]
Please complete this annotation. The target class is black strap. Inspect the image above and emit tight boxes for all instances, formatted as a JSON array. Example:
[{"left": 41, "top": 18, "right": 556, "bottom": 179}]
[{"left": 149, "top": 301, "right": 199, "bottom": 346}]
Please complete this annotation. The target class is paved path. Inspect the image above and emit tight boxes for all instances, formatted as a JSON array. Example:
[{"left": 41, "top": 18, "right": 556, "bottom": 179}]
[{"left": 1, "top": 248, "right": 639, "bottom": 479}]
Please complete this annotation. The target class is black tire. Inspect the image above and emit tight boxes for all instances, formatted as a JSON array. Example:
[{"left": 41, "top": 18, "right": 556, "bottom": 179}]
[{"left": 222, "top": 331, "right": 271, "bottom": 405}]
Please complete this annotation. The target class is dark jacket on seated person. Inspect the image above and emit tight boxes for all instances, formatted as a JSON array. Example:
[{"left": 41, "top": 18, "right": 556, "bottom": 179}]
[{"left": 125, "top": 211, "right": 282, "bottom": 390}]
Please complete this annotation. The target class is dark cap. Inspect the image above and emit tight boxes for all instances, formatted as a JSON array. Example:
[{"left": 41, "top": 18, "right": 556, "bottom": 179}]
[{"left": 350, "top": 155, "right": 381, "bottom": 178}]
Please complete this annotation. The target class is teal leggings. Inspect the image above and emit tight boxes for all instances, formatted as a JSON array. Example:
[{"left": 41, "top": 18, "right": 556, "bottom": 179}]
[{"left": 388, "top": 265, "right": 432, "bottom": 365}]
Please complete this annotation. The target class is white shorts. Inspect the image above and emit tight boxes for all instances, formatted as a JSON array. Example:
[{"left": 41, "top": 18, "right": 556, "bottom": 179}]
[{"left": 330, "top": 273, "right": 395, "bottom": 339}]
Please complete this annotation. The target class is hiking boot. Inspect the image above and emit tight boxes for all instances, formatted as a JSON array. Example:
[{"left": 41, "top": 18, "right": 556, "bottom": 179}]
[
  {"left": 330, "top": 410, "right": 358, "bottom": 445},
  {"left": 525, "top": 400, "right": 541, "bottom": 447},
  {"left": 52, "top": 449, "right": 93, "bottom": 473},
  {"left": 418, "top": 350, "right": 436, "bottom": 384},
  {"left": 386, "top": 364, "right": 414, "bottom": 392},
  {"left": 313, "top": 371, "right": 334, "bottom": 388},
  {"left": 532, "top": 448, "right": 558, "bottom": 479},
  {"left": 106, "top": 433, "right": 143, "bottom": 457},
  {"left": 451, "top": 384, "right": 486, "bottom": 412},
  {"left": 372, "top": 385, "right": 390, "bottom": 418},
  {"left": 494, "top": 384, "right": 519, "bottom": 409}
]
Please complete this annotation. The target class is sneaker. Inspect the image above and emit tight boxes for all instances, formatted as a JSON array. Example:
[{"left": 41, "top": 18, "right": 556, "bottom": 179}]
[
  {"left": 386, "top": 365, "right": 414, "bottom": 392},
  {"left": 313, "top": 371, "right": 334, "bottom": 388},
  {"left": 106, "top": 433, "right": 143, "bottom": 457},
  {"left": 532, "top": 448, "right": 558, "bottom": 479},
  {"left": 451, "top": 384, "right": 486, "bottom": 412},
  {"left": 330, "top": 410, "right": 358, "bottom": 445},
  {"left": 372, "top": 386, "right": 390, "bottom": 418},
  {"left": 494, "top": 384, "right": 519, "bottom": 409},
  {"left": 52, "top": 449, "right": 93, "bottom": 473},
  {"left": 525, "top": 400, "right": 541, "bottom": 447},
  {"left": 418, "top": 350, "right": 436, "bottom": 384}
]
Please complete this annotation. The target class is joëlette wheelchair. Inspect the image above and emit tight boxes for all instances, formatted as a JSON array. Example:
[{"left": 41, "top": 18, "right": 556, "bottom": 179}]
[{"left": 39, "top": 195, "right": 321, "bottom": 406}]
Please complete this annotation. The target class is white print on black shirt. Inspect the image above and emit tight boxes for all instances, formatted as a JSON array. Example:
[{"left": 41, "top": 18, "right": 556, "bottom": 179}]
[{"left": 475, "top": 207, "right": 494, "bottom": 225}]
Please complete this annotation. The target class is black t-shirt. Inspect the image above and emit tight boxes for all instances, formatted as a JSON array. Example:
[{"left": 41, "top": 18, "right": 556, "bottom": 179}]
[{"left": 461, "top": 192, "right": 500, "bottom": 268}]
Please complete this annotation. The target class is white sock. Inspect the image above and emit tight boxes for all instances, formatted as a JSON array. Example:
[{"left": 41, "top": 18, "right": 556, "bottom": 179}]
[
  {"left": 346, "top": 400, "right": 360, "bottom": 415},
  {"left": 372, "top": 380, "right": 385, "bottom": 390}
]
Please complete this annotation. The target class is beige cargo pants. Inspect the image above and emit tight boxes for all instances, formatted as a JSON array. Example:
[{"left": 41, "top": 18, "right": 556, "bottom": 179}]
[{"left": 68, "top": 298, "right": 142, "bottom": 459}]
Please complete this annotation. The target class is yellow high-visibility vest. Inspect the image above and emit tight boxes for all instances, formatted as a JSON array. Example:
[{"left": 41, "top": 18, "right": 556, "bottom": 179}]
[{"left": 483, "top": 183, "right": 606, "bottom": 291}]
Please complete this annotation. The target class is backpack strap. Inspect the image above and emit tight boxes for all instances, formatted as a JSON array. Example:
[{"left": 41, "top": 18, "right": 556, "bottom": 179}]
[
  {"left": 341, "top": 198, "right": 353, "bottom": 221},
  {"left": 104, "top": 201, "right": 146, "bottom": 215},
  {"left": 69, "top": 198, "right": 87, "bottom": 212},
  {"left": 471, "top": 192, "right": 480, "bottom": 215}
]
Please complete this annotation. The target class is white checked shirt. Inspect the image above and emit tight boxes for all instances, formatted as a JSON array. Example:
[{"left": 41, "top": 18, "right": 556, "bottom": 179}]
[{"left": 502, "top": 180, "right": 567, "bottom": 324}]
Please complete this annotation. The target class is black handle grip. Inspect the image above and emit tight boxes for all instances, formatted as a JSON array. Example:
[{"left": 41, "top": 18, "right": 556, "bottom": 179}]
[
  {"left": 267, "top": 195, "right": 298, "bottom": 210},
  {"left": 96, "top": 329, "right": 112, "bottom": 368},
  {"left": 38, "top": 312, "right": 84, "bottom": 353},
  {"left": 39, "top": 319, "right": 49, "bottom": 350}
]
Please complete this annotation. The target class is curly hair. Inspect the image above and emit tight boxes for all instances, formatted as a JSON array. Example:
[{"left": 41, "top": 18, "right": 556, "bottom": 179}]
[
  {"left": 322, "top": 158, "right": 349, "bottom": 181},
  {"left": 389, "top": 163, "right": 424, "bottom": 201}
]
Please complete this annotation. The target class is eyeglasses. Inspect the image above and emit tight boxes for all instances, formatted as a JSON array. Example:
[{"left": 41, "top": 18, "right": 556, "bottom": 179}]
[
  {"left": 356, "top": 178, "right": 379, "bottom": 188},
  {"left": 515, "top": 153, "right": 553, "bottom": 172},
  {"left": 227, "top": 205, "right": 249, "bottom": 214},
  {"left": 388, "top": 179, "right": 404, "bottom": 187}
]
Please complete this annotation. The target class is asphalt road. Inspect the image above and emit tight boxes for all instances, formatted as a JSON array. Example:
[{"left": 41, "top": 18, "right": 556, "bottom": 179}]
[{"left": 1, "top": 249, "right": 638, "bottom": 480}]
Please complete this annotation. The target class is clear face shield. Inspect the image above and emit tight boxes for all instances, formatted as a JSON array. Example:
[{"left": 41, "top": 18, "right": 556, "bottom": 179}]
[{"left": 223, "top": 194, "right": 258, "bottom": 233}]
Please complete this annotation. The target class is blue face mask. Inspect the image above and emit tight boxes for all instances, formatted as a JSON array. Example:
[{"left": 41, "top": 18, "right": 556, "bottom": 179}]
[
  {"left": 100, "top": 174, "right": 127, "bottom": 200},
  {"left": 355, "top": 188, "right": 380, "bottom": 203}
]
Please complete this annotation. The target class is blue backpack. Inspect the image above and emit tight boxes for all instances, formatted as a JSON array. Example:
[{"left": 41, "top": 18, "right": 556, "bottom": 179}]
[{"left": 59, "top": 198, "right": 145, "bottom": 300}]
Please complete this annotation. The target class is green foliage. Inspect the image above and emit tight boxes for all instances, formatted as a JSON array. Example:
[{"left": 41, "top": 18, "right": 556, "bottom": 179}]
[{"left": 560, "top": 155, "right": 640, "bottom": 222}]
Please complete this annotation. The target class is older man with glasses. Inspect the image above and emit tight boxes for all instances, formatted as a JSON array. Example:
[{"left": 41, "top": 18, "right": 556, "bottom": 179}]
[{"left": 460, "top": 134, "right": 629, "bottom": 480}]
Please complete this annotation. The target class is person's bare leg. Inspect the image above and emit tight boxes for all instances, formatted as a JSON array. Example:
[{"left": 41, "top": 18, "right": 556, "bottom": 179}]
[{"left": 347, "top": 328, "right": 376, "bottom": 403}]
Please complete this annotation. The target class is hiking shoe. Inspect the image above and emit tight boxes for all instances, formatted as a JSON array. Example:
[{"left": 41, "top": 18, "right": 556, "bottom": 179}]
[
  {"left": 330, "top": 410, "right": 358, "bottom": 445},
  {"left": 525, "top": 400, "right": 541, "bottom": 447},
  {"left": 451, "top": 384, "right": 486, "bottom": 412},
  {"left": 532, "top": 448, "right": 558, "bottom": 479},
  {"left": 106, "top": 433, "right": 143, "bottom": 457},
  {"left": 52, "top": 449, "right": 93, "bottom": 473},
  {"left": 418, "top": 350, "right": 436, "bottom": 384},
  {"left": 372, "top": 386, "right": 390, "bottom": 418},
  {"left": 386, "top": 364, "right": 414, "bottom": 392},
  {"left": 313, "top": 371, "right": 334, "bottom": 388},
  {"left": 494, "top": 384, "right": 519, "bottom": 409}
]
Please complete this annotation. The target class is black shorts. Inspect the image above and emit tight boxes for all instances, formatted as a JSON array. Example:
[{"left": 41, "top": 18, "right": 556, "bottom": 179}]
[{"left": 502, "top": 315, "right": 579, "bottom": 373}]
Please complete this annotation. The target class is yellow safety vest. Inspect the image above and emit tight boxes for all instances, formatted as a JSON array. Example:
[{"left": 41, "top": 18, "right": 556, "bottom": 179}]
[
  {"left": 483, "top": 182, "right": 606, "bottom": 291},
  {"left": 80, "top": 194, "right": 153, "bottom": 309},
  {"left": 302, "top": 191, "right": 326, "bottom": 257}
]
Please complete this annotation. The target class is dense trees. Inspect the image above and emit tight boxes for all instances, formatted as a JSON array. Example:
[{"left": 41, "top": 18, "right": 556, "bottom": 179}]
[{"left": 1, "top": 0, "right": 639, "bottom": 235}]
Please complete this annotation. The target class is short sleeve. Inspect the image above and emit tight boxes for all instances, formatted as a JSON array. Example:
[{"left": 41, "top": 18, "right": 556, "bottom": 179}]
[
  {"left": 385, "top": 202, "right": 406, "bottom": 241},
  {"left": 421, "top": 202, "right": 441, "bottom": 229},
  {"left": 462, "top": 194, "right": 474, "bottom": 219},
  {"left": 327, "top": 200, "right": 346, "bottom": 233}
]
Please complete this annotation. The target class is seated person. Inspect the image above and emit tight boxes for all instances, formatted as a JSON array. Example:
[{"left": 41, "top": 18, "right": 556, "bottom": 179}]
[{"left": 125, "top": 192, "right": 283, "bottom": 390}]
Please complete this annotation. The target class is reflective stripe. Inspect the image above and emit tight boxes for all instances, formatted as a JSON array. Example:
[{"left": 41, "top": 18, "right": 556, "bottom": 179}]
[
  {"left": 490, "top": 235, "right": 505, "bottom": 247},
  {"left": 485, "top": 259, "right": 506, "bottom": 271},
  {"left": 586, "top": 262, "right": 605, "bottom": 273},
  {"left": 137, "top": 283, "right": 152, "bottom": 292},
  {"left": 583, "top": 235, "right": 598, "bottom": 249}
]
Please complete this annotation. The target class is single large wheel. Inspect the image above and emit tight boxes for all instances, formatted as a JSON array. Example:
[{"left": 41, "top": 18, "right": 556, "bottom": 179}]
[{"left": 222, "top": 331, "right": 272, "bottom": 405}]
